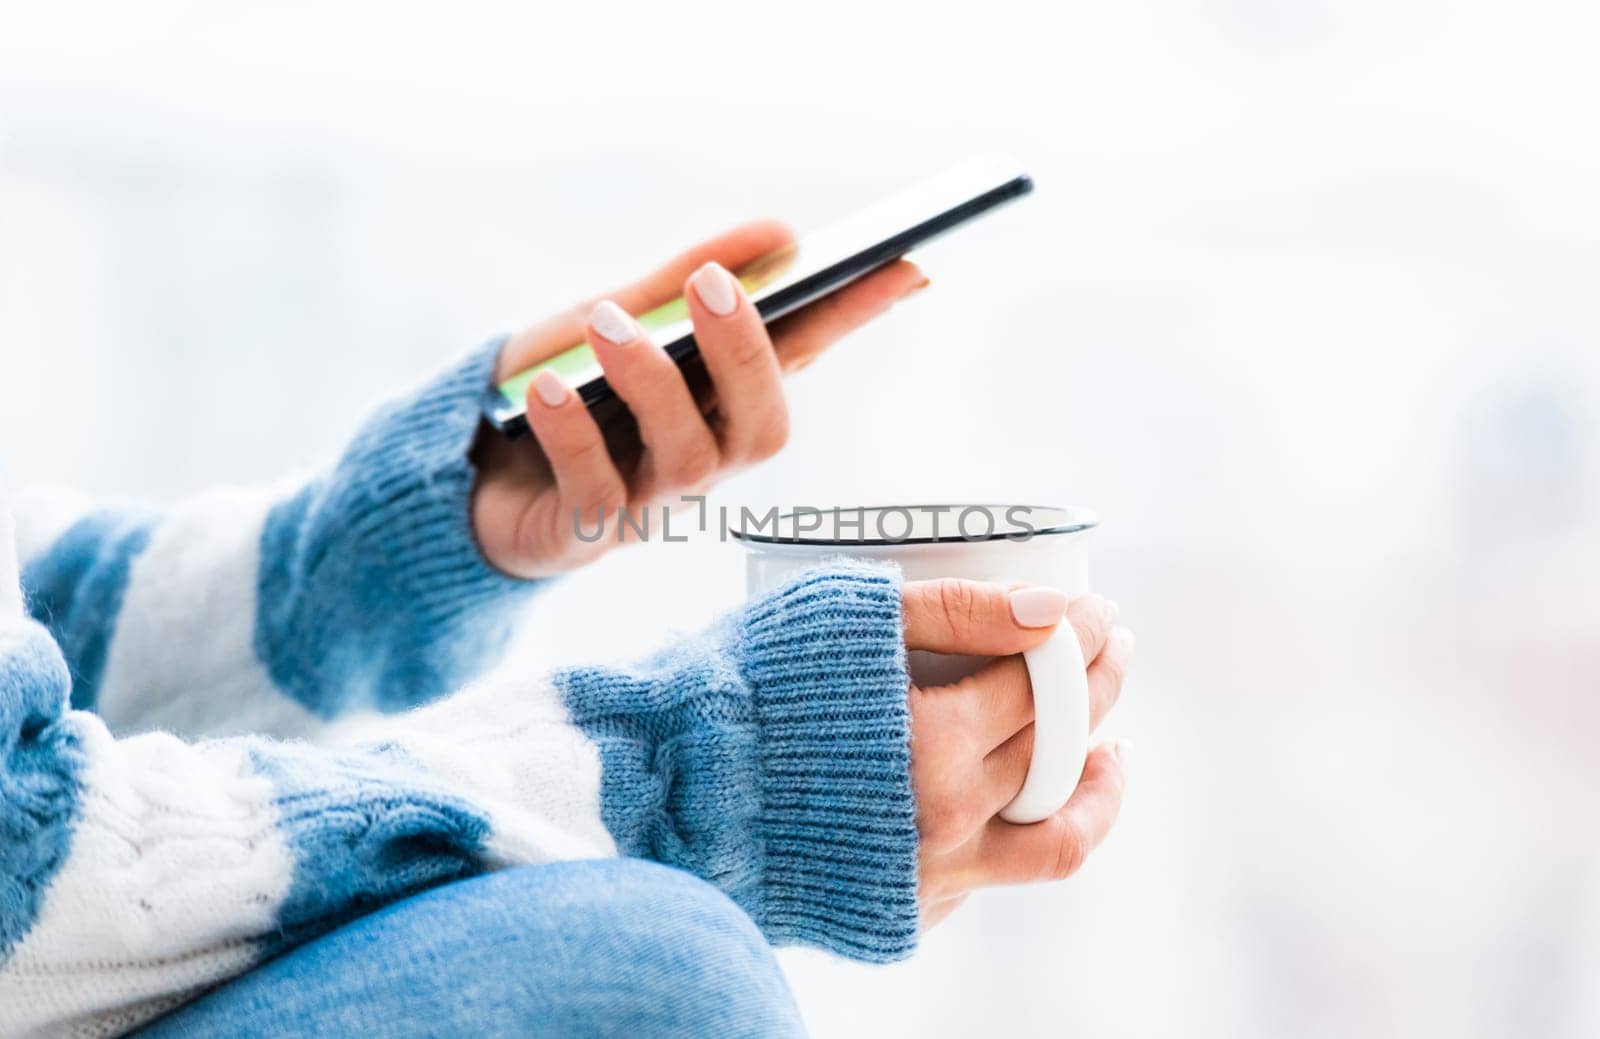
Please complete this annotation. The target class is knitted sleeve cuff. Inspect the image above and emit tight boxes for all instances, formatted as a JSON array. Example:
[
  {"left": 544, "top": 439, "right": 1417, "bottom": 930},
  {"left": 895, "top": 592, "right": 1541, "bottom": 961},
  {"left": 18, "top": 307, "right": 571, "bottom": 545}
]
[
  {"left": 341, "top": 337, "right": 530, "bottom": 620},
  {"left": 255, "top": 336, "right": 542, "bottom": 715},
  {"left": 738, "top": 563, "right": 920, "bottom": 962}
]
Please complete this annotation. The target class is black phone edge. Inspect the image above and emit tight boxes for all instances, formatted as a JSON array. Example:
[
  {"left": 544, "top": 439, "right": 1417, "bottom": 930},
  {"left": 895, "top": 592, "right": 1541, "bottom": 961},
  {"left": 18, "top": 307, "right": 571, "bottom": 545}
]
[{"left": 485, "top": 172, "right": 1034, "bottom": 440}]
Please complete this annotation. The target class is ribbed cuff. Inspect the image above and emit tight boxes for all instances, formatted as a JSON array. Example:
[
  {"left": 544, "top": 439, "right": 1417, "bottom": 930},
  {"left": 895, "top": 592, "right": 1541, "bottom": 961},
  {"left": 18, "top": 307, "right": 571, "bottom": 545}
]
[
  {"left": 256, "top": 335, "right": 542, "bottom": 715},
  {"left": 344, "top": 335, "right": 532, "bottom": 625},
  {"left": 738, "top": 563, "right": 920, "bottom": 962}
]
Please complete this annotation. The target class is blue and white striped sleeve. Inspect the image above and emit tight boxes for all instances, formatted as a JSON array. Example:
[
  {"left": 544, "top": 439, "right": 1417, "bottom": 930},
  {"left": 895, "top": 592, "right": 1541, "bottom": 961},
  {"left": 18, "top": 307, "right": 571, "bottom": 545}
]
[
  {"left": 13, "top": 340, "right": 540, "bottom": 739},
  {"left": 1, "top": 554, "right": 920, "bottom": 1037}
]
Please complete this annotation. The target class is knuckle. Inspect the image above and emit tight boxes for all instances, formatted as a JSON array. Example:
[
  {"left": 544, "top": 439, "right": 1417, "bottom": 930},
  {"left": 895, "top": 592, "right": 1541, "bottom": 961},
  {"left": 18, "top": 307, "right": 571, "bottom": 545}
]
[
  {"left": 983, "top": 656, "right": 1031, "bottom": 707},
  {"left": 583, "top": 486, "right": 628, "bottom": 516},
  {"left": 744, "top": 411, "right": 790, "bottom": 461},
  {"left": 1100, "top": 651, "right": 1128, "bottom": 692},
  {"left": 1069, "top": 596, "right": 1108, "bottom": 633},
  {"left": 663, "top": 444, "right": 720, "bottom": 489},
  {"left": 548, "top": 420, "right": 603, "bottom": 461},
  {"left": 919, "top": 875, "right": 963, "bottom": 906},
  {"left": 920, "top": 701, "right": 983, "bottom": 764},
  {"left": 1003, "top": 724, "right": 1035, "bottom": 770},
  {"left": 915, "top": 799, "right": 954, "bottom": 847},
  {"left": 1073, "top": 615, "right": 1104, "bottom": 658},
  {"left": 1047, "top": 818, "right": 1090, "bottom": 881},
  {"left": 918, "top": 796, "right": 978, "bottom": 852},
  {"left": 568, "top": 471, "right": 627, "bottom": 514},
  {"left": 516, "top": 511, "right": 560, "bottom": 562},
  {"left": 639, "top": 354, "right": 691, "bottom": 397},
  {"left": 934, "top": 578, "right": 979, "bottom": 640},
  {"left": 942, "top": 682, "right": 992, "bottom": 746},
  {"left": 720, "top": 405, "right": 789, "bottom": 467},
  {"left": 725, "top": 332, "right": 774, "bottom": 374}
]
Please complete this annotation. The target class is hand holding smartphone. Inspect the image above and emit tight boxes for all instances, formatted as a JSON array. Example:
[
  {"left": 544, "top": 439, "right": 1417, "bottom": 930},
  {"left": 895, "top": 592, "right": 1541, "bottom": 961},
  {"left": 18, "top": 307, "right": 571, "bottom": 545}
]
[
  {"left": 470, "top": 158, "right": 1034, "bottom": 580},
  {"left": 484, "top": 157, "right": 1033, "bottom": 437}
]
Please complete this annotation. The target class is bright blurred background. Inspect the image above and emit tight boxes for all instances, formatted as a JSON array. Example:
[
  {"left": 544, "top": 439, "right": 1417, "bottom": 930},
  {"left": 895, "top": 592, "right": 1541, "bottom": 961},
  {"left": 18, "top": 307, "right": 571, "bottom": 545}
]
[{"left": 3, "top": 1, "right": 1598, "bottom": 1035}]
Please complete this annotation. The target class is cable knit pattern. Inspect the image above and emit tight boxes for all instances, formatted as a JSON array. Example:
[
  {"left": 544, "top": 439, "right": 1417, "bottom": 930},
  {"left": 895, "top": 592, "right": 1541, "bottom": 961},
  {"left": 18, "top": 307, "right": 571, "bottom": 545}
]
[
  {"left": 0, "top": 564, "right": 917, "bottom": 1036},
  {"left": 0, "top": 624, "right": 82, "bottom": 964},
  {"left": 248, "top": 742, "right": 493, "bottom": 952},
  {"left": 0, "top": 345, "right": 923, "bottom": 1035}
]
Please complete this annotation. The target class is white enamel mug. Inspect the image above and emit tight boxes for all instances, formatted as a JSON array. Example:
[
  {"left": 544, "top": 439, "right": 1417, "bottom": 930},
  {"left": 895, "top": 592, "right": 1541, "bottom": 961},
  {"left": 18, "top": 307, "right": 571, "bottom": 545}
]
[{"left": 732, "top": 505, "right": 1097, "bottom": 824}]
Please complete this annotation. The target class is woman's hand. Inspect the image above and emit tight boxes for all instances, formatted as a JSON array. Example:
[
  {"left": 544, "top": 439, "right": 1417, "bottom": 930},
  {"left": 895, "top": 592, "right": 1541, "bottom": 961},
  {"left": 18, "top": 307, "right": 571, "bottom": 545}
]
[
  {"left": 901, "top": 580, "right": 1134, "bottom": 928},
  {"left": 472, "top": 221, "right": 927, "bottom": 578}
]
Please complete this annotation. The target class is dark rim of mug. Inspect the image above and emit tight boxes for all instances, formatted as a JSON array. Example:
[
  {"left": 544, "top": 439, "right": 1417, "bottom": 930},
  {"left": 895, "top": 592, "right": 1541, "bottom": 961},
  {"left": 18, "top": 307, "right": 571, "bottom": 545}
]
[{"left": 728, "top": 504, "right": 1099, "bottom": 547}]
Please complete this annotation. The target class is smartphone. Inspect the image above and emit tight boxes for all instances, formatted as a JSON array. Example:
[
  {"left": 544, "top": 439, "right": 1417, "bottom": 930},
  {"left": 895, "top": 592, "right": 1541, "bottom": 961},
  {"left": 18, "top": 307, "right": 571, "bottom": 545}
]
[{"left": 483, "top": 157, "right": 1034, "bottom": 438}]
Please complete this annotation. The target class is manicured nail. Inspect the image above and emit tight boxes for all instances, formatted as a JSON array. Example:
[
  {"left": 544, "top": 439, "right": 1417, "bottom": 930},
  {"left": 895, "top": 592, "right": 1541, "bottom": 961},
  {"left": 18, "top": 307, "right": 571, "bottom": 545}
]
[
  {"left": 1009, "top": 586, "right": 1068, "bottom": 628},
  {"left": 1112, "top": 739, "right": 1134, "bottom": 765},
  {"left": 589, "top": 300, "right": 640, "bottom": 345},
  {"left": 903, "top": 274, "right": 932, "bottom": 298},
  {"left": 532, "top": 369, "right": 568, "bottom": 408},
  {"left": 1112, "top": 625, "right": 1135, "bottom": 654},
  {"left": 690, "top": 262, "right": 740, "bottom": 316}
]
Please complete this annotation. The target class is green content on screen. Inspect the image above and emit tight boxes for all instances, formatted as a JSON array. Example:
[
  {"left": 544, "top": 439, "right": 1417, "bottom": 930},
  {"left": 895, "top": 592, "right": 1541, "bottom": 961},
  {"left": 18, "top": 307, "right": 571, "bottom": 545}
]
[{"left": 496, "top": 247, "right": 797, "bottom": 408}]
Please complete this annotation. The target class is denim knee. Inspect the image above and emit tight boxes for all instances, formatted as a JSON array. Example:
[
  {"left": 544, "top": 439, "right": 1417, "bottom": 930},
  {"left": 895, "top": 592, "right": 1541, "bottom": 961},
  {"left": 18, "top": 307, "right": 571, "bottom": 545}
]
[
  {"left": 466, "top": 859, "right": 806, "bottom": 1038},
  {"left": 138, "top": 858, "right": 806, "bottom": 1039}
]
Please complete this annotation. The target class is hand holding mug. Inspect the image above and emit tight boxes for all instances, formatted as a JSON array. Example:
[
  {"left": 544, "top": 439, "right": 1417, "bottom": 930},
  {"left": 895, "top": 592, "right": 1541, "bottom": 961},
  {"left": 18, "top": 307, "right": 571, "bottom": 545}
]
[
  {"left": 740, "top": 504, "right": 1107, "bottom": 828},
  {"left": 901, "top": 580, "right": 1133, "bottom": 927}
]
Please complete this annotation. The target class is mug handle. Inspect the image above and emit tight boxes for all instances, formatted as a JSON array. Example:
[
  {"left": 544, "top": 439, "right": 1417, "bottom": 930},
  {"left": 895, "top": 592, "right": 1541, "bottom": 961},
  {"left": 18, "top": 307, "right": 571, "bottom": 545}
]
[{"left": 999, "top": 617, "right": 1091, "bottom": 824}]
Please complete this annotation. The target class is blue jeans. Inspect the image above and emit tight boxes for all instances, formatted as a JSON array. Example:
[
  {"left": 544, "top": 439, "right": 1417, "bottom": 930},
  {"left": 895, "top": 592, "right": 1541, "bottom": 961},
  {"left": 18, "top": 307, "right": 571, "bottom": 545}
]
[{"left": 138, "top": 859, "right": 806, "bottom": 1038}]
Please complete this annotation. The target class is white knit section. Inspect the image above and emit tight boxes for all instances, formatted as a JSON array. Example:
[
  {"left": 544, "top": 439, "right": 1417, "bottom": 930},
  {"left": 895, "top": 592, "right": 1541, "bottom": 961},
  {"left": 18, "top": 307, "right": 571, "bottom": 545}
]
[
  {"left": 0, "top": 717, "right": 293, "bottom": 1038},
  {"left": 95, "top": 484, "right": 320, "bottom": 741},
  {"left": 9, "top": 485, "right": 95, "bottom": 573},
  {"left": 325, "top": 663, "right": 617, "bottom": 864}
]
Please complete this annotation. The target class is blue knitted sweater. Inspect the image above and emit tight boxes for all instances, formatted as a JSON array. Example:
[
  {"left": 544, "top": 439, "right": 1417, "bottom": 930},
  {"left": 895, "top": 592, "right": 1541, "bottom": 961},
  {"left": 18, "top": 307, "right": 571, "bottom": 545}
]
[{"left": 0, "top": 343, "right": 918, "bottom": 1036}]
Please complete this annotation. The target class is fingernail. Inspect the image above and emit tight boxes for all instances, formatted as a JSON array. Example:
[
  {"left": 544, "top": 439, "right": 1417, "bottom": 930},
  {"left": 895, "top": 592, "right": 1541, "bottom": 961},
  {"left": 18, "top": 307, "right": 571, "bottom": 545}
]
[
  {"left": 532, "top": 369, "right": 569, "bottom": 408},
  {"left": 1105, "top": 599, "right": 1120, "bottom": 623},
  {"left": 1112, "top": 739, "right": 1135, "bottom": 765},
  {"left": 690, "top": 262, "right": 740, "bottom": 316},
  {"left": 589, "top": 300, "right": 640, "bottom": 345},
  {"left": 1009, "top": 586, "right": 1068, "bottom": 628},
  {"left": 903, "top": 275, "right": 932, "bottom": 299},
  {"left": 1112, "top": 625, "right": 1135, "bottom": 653}
]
